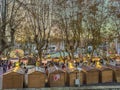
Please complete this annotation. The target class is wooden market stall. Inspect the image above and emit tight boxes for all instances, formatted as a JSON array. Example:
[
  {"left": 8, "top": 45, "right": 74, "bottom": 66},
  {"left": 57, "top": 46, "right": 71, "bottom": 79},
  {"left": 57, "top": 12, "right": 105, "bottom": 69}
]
[
  {"left": 48, "top": 66, "right": 66, "bottom": 87},
  {"left": 2, "top": 68, "right": 24, "bottom": 89},
  {"left": 107, "top": 65, "right": 120, "bottom": 82},
  {"left": 82, "top": 66, "right": 99, "bottom": 85},
  {"left": 67, "top": 68, "right": 85, "bottom": 86},
  {"left": 98, "top": 66, "right": 113, "bottom": 83},
  {"left": 115, "top": 56, "right": 120, "bottom": 66},
  {"left": 91, "top": 56, "right": 113, "bottom": 83},
  {"left": 27, "top": 67, "right": 46, "bottom": 88}
]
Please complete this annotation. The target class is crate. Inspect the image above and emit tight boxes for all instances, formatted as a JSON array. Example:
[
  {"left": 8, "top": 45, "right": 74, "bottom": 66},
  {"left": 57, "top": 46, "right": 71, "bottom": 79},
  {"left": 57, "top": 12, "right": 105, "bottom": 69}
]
[
  {"left": 28, "top": 71, "right": 45, "bottom": 88},
  {"left": 82, "top": 66, "right": 99, "bottom": 85},
  {"left": 3, "top": 70, "right": 24, "bottom": 89},
  {"left": 67, "top": 69, "right": 85, "bottom": 86},
  {"left": 98, "top": 66, "right": 113, "bottom": 83},
  {"left": 48, "top": 70, "right": 66, "bottom": 87}
]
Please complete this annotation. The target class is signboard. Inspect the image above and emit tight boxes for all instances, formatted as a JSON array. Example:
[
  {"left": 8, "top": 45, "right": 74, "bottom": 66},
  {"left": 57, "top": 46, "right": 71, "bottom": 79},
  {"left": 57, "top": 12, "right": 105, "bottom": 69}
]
[
  {"left": 88, "top": 46, "right": 93, "bottom": 53},
  {"left": 9, "top": 58, "right": 19, "bottom": 63},
  {"left": 53, "top": 74, "right": 60, "bottom": 81}
]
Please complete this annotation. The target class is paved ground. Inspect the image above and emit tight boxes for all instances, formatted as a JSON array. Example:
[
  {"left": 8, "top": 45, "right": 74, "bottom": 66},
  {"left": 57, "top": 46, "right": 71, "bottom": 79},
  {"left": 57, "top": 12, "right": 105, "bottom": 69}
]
[
  {"left": 2, "top": 86, "right": 120, "bottom": 90},
  {"left": 1, "top": 80, "right": 120, "bottom": 90}
]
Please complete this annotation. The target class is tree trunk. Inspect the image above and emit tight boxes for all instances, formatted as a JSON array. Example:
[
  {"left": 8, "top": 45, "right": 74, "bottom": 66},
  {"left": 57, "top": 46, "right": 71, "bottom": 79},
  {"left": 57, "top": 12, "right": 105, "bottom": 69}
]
[
  {"left": 10, "top": 29, "right": 15, "bottom": 46},
  {"left": 71, "top": 51, "right": 74, "bottom": 60},
  {"left": 68, "top": 52, "right": 71, "bottom": 60},
  {"left": 0, "top": 0, "right": 7, "bottom": 54},
  {"left": 38, "top": 50, "right": 42, "bottom": 65}
]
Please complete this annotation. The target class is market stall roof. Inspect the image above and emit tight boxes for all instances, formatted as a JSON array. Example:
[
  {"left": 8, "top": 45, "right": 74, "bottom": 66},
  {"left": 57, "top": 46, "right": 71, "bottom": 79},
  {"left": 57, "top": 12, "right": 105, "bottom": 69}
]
[
  {"left": 9, "top": 58, "right": 19, "bottom": 60},
  {"left": 50, "top": 52, "right": 69, "bottom": 58},
  {"left": 21, "top": 58, "right": 28, "bottom": 60},
  {"left": 9, "top": 58, "right": 19, "bottom": 62},
  {"left": 48, "top": 65, "right": 65, "bottom": 73},
  {"left": 67, "top": 67, "right": 83, "bottom": 73},
  {"left": 3, "top": 67, "right": 24, "bottom": 75},
  {"left": 92, "top": 57, "right": 101, "bottom": 61},
  {"left": 27, "top": 67, "right": 45, "bottom": 74}
]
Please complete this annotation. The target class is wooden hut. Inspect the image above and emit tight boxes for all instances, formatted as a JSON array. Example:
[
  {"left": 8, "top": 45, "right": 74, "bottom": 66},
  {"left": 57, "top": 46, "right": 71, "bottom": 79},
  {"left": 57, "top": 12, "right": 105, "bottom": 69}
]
[
  {"left": 107, "top": 65, "right": 120, "bottom": 82},
  {"left": 3, "top": 68, "right": 24, "bottom": 89},
  {"left": 27, "top": 67, "right": 46, "bottom": 88},
  {"left": 82, "top": 66, "right": 99, "bottom": 85},
  {"left": 115, "top": 56, "right": 120, "bottom": 66},
  {"left": 48, "top": 66, "right": 66, "bottom": 87},
  {"left": 98, "top": 66, "right": 113, "bottom": 83},
  {"left": 67, "top": 68, "right": 84, "bottom": 86}
]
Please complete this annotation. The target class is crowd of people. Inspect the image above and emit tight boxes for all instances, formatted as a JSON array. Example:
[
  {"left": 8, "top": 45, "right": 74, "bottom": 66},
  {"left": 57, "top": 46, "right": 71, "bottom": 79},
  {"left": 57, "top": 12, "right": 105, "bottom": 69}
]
[
  {"left": 0, "top": 55, "right": 119, "bottom": 75},
  {"left": 0, "top": 60, "right": 9, "bottom": 73}
]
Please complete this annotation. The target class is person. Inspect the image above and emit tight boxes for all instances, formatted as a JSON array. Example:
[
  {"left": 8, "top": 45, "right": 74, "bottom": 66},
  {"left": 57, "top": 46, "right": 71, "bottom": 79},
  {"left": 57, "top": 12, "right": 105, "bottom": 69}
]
[
  {"left": 23, "top": 66, "right": 28, "bottom": 88},
  {"left": 62, "top": 64, "right": 66, "bottom": 71},
  {"left": 20, "top": 61, "right": 23, "bottom": 67},
  {"left": 3, "top": 64, "right": 7, "bottom": 73},
  {"left": 15, "top": 61, "right": 20, "bottom": 67},
  {"left": 8, "top": 61, "right": 12, "bottom": 69},
  {"left": 45, "top": 65, "right": 48, "bottom": 76},
  {"left": 24, "top": 66, "right": 28, "bottom": 74},
  {"left": 36, "top": 60, "right": 40, "bottom": 67}
]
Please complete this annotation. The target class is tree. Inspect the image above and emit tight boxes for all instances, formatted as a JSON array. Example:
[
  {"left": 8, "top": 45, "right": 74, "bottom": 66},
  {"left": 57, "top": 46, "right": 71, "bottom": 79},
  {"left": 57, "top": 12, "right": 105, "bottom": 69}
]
[
  {"left": 15, "top": 26, "right": 34, "bottom": 54},
  {"left": 0, "top": 0, "right": 25, "bottom": 55},
  {"left": 0, "top": 0, "right": 8, "bottom": 53},
  {"left": 19, "top": 0, "right": 53, "bottom": 62},
  {"left": 8, "top": 0, "right": 25, "bottom": 46},
  {"left": 107, "top": 0, "right": 120, "bottom": 54},
  {"left": 53, "top": 0, "right": 90, "bottom": 59},
  {"left": 52, "top": 0, "right": 76, "bottom": 59},
  {"left": 82, "top": 0, "right": 112, "bottom": 58}
]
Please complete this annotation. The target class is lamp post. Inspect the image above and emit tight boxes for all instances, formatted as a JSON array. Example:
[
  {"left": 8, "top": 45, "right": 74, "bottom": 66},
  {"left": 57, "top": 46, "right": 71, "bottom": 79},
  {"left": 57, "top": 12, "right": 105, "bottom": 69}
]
[
  {"left": 115, "top": 35, "right": 119, "bottom": 55},
  {"left": 106, "top": 41, "right": 109, "bottom": 57}
]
